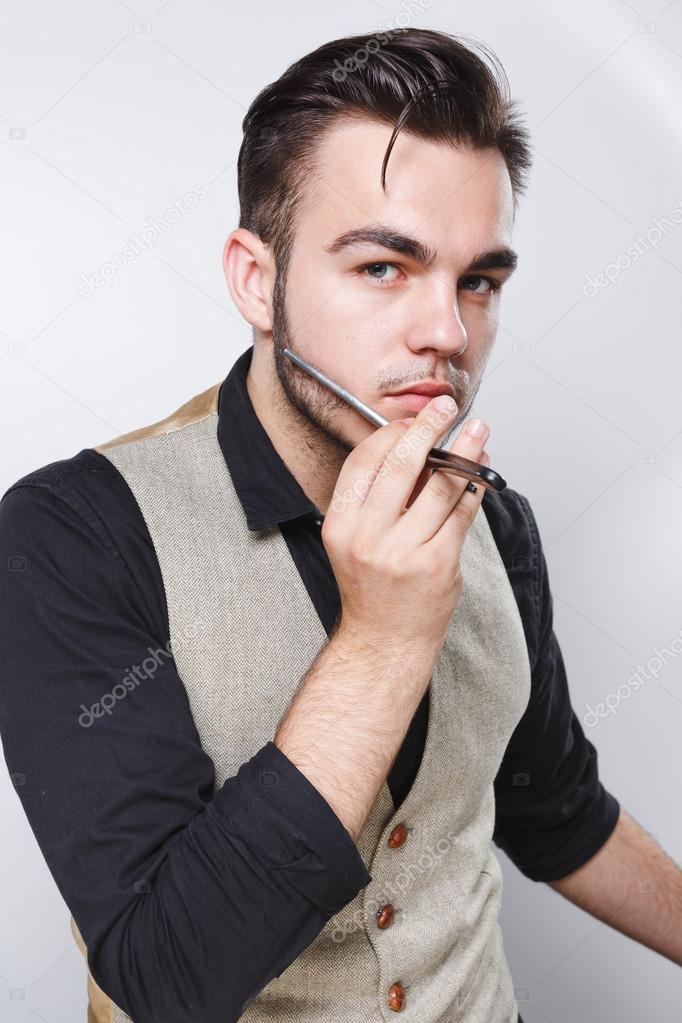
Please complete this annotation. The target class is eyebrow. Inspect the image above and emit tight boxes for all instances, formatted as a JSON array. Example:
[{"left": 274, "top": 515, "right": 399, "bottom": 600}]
[{"left": 323, "top": 224, "right": 518, "bottom": 275}]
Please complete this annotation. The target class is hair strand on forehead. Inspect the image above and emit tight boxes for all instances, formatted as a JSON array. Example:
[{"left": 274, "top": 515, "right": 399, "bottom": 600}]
[{"left": 237, "top": 27, "right": 533, "bottom": 284}]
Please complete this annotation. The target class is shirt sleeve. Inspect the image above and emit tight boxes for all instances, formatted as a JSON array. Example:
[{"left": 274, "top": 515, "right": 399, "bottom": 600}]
[
  {"left": 491, "top": 490, "right": 621, "bottom": 882},
  {"left": 0, "top": 479, "right": 371, "bottom": 1023}
]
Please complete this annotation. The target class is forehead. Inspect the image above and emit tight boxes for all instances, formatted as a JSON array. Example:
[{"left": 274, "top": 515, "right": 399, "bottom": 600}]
[{"left": 296, "top": 115, "right": 515, "bottom": 253}]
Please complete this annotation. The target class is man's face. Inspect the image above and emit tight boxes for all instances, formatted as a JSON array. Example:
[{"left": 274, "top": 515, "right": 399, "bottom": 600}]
[{"left": 270, "top": 116, "right": 517, "bottom": 453}]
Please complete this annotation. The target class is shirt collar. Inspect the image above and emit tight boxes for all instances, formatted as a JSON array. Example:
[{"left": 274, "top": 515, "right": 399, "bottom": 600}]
[{"left": 217, "top": 345, "right": 320, "bottom": 531}]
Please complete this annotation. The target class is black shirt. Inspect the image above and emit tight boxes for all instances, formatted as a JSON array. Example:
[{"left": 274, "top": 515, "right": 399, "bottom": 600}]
[{"left": 0, "top": 345, "right": 620, "bottom": 1023}]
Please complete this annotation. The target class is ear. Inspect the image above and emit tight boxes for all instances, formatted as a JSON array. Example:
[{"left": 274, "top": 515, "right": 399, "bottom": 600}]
[{"left": 222, "top": 228, "right": 275, "bottom": 332}]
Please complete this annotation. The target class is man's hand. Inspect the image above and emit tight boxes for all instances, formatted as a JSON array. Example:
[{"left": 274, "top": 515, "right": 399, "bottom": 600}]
[{"left": 275, "top": 397, "right": 491, "bottom": 842}]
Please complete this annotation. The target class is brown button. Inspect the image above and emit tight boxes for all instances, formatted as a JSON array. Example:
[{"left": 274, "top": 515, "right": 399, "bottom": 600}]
[
  {"left": 387, "top": 823, "right": 408, "bottom": 848},
  {"left": 376, "top": 903, "right": 395, "bottom": 929},
  {"left": 387, "top": 982, "right": 406, "bottom": 1011}
]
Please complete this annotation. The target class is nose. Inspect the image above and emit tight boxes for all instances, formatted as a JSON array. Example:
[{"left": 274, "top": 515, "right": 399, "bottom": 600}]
[{"left": 403, "top": 276, "right": 468, "bottom": 359}]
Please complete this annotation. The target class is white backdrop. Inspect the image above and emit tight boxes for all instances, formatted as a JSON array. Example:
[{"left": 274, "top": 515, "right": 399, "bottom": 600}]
[{"left": 1, "top": 1, "right": 681, "bottom": 1020}]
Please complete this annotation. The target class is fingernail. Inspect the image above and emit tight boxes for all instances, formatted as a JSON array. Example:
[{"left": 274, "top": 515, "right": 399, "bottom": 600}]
[
  {"left": 466, "top": 418, "right": 487, "bottom": 438},
  {"left": 434, "top": 395, "right": 456, "bottom": 412}
]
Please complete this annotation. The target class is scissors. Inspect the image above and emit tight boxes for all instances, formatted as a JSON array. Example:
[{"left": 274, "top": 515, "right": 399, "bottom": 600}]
[{"left": 282, "top": 348, "right": 506, "bottom": 493}]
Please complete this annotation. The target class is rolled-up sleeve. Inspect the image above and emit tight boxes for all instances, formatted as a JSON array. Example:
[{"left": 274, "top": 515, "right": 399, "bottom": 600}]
[
  {"left": 491, "top": 490, "right": 621, "bottom": 882},
  {"left": 0, "top": 480, "right": 371, "bottom": 1023}
]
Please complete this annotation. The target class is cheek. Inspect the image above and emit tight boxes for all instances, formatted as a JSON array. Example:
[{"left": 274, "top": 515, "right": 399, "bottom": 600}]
[
  {"left": 460, "top": 302, "right": 499, "bottom": 349},
  {"left": 283, "top": 262, "right": 346, "bottom": 335},
  {"left": 289, "top": 271, "right": 397, "bottom": 353}
]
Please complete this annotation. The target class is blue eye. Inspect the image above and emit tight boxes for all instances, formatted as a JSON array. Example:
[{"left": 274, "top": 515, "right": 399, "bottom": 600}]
[
  {"left": 357, "top": 262, "right": 402, "bottom": 286},
  {"left": 355, "top": 263, "right": 503, "bottom": 295},
  {"left": 461, "top": 276, "right": 502, "bottom": 296}
]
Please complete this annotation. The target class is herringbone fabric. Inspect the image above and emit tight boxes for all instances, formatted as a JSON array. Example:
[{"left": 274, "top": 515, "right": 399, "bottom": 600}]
[{"left": 73, "top": 383, "right": 532, "bottom": 1022}]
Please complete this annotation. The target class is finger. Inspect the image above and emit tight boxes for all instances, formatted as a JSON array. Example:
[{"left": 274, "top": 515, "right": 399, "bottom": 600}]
[
  {"left": 433, "top": 449, "right": 490, "bottom": 545},
  {"left": 435, "top": 449, "right": 490, "bottom": 543},
  {"left": 428, "top": 449, "right": 491, "bottom": 550},
  {"left": 360, "top": 396, "right": 460, "bottom": 530},
  {"left": 394, "top": 420, "right": 490, "bottom": 546},
  {"left": 404, "top": 463, "right": 432, "bottom": 510},
  {"left": 327, "top": 419, "right": 409, "bottom": 522}
]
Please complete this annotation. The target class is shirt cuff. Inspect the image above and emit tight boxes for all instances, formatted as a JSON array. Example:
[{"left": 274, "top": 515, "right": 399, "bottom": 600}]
[{"left": 211, "top": 740, "right": 372, "bottom": 915}]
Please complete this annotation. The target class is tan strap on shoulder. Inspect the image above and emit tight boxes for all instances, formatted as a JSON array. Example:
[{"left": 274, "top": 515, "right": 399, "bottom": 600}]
[{"left": 95, "top": 381, "right": 221, "bottom": 453}]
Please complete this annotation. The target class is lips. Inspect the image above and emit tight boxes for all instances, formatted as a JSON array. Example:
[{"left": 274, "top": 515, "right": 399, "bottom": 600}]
[
  {"left": 384, "top": 392, "right": 448, "bottom": 413},
  {"left": 384, "top": 381, "right": 456, "bottom": 414},
  {"left": 386, "top": 382, "right": 455, "bottom": 399}
]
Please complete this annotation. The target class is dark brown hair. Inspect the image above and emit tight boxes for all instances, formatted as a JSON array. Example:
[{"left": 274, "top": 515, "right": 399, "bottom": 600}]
[{"left": 237, "top": 27, "right": 533, "bottom": 283}]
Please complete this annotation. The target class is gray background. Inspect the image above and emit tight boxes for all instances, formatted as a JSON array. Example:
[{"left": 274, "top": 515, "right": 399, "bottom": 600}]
[{"left": 1, "top": 1, "right": 681, "bottom": 1020}]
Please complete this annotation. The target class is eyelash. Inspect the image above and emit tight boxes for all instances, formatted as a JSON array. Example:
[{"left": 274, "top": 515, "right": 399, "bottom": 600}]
[{"left": 355, "top": 261, "right": 503, "bottom": 295}]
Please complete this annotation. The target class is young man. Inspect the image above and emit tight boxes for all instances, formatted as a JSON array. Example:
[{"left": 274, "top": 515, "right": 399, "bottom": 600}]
[{"left": 1, "top": 26, "right": 680, "bottom": 1023}]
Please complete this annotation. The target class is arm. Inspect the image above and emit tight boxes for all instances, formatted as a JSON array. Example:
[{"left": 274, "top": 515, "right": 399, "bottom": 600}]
[
  {"left": 0, "top": 473, "right": 371, "bottom": 1023},
  {"left": 548, "top": 805, "right": 682, "bottom": 967},
  {"left": 274, "top": 621, "right": 432, "bottom": 844},
  {"left": 489, "top": 491, "right": 681, "bottom": 963},
  {"left": 275, "top": 402, "right": 489, "bottom": 846}
]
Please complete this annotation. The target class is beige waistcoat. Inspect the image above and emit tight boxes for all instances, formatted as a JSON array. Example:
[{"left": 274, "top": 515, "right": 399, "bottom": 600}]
[{"left": 70, "top": 379, "right": 531, "bottom": 1022}]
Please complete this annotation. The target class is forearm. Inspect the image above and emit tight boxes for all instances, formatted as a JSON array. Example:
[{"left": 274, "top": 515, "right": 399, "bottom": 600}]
[
  {"left": 548, "top": 805, "right": 682, "bottom": 966},
  {"left": 274, "top": 622, "right": 434, "bottom": 843}
]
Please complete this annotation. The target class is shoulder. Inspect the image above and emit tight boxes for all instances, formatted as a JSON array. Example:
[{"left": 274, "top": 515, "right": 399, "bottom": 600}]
[
  {"left": 1, "top": 448, "right": 146, "bottom": 560},
  {"left": 3, "top": 446, "right": 130, "bottom": 508},
  {"left": 0, "top": 448, "right": 167, "bottom": 638}
]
